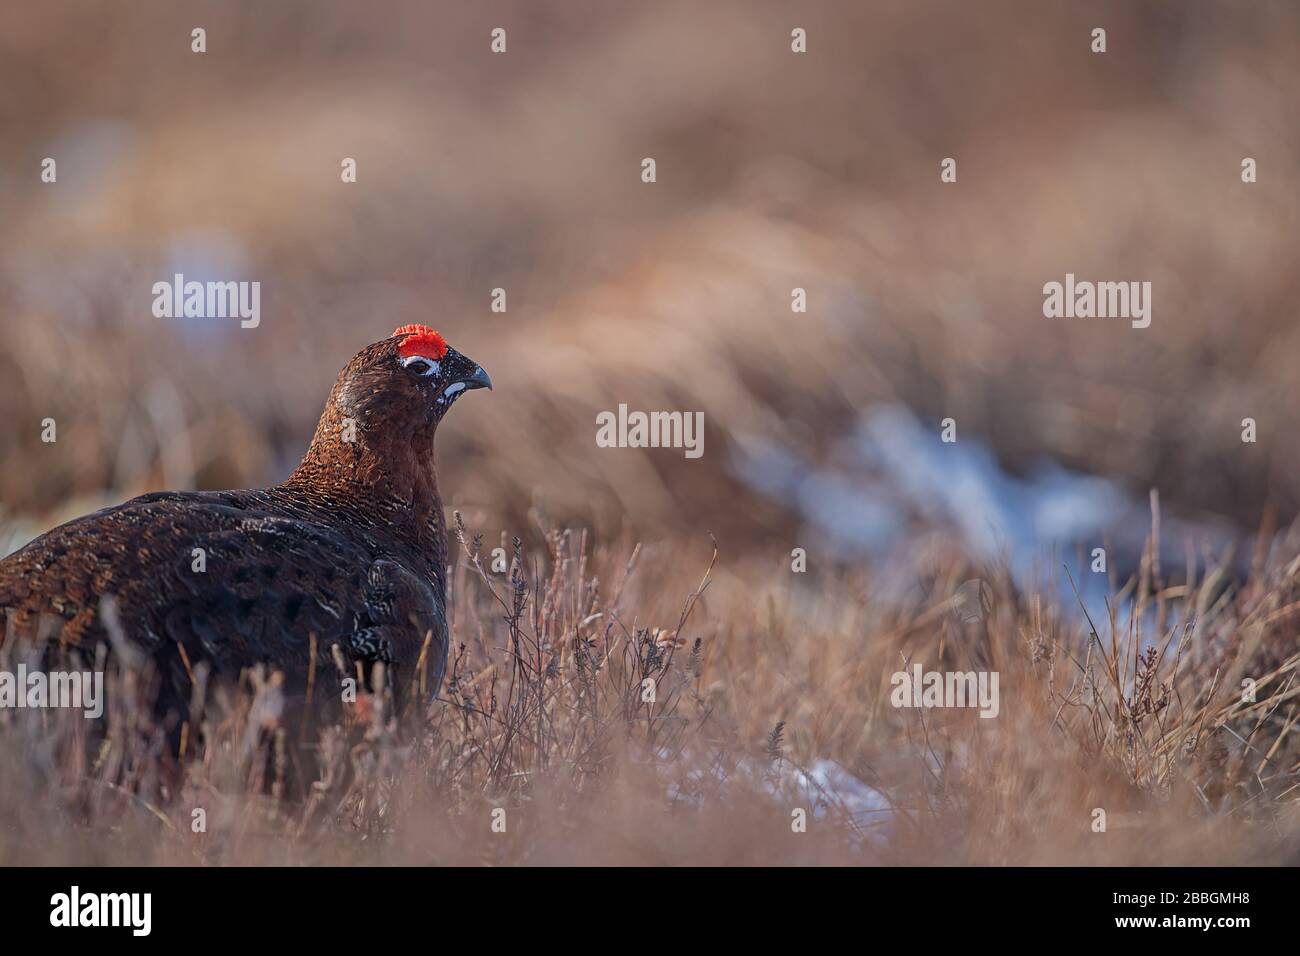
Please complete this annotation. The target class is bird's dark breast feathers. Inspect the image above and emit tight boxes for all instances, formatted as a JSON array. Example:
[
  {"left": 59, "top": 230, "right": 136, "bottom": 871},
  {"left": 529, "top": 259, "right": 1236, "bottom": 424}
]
[{"left": 0, "top": 488, "right": 448, "bottom": 708}]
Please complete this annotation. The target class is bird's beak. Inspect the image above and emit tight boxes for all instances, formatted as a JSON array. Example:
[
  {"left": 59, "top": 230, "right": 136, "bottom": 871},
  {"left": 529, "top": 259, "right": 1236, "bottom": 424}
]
[{"left": 459, "top": 365, "right": 492, "bottom": 391}]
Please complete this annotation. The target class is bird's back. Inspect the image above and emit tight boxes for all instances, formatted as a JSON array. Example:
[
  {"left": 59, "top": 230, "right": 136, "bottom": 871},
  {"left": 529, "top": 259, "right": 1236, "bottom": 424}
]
[{"left": 0, "top": 486, "right": 448, "bottom": 722}]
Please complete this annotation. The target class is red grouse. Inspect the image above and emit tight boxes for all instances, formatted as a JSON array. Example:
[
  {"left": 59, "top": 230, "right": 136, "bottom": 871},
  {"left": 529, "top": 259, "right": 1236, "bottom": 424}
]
[{"left": 0, "top": 325, "right": 489, "bottom": 729}]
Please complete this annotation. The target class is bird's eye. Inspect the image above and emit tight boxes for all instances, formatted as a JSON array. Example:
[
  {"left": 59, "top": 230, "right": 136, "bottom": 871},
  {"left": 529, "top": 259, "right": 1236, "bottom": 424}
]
[{"left": 402, "top": 356, "right": 439, "bottom": 376}]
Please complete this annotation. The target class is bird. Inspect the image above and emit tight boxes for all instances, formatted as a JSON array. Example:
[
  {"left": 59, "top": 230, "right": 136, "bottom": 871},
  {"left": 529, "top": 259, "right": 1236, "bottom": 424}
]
[{"left": 0, "top": 325, "right": 490, "bottom": 739}]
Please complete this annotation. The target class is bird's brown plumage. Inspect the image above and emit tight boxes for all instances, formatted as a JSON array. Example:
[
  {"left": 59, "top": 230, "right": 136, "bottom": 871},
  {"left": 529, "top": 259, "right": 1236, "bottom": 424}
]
[{"left": 0, "top": 328, "right": 490, "bottom": 729}]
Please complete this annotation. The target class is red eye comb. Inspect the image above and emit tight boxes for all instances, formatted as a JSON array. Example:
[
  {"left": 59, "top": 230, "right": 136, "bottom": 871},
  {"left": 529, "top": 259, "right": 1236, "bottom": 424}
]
[{"left": 393, "top": 324, "right": 448, "bottom": 359}]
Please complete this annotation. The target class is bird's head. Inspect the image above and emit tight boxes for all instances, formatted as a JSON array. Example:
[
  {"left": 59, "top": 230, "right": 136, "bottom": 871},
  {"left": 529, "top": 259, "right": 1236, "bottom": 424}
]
[
  {"left": 387, "top": 324, "right": 492, "bottom": 422},
  {"left": 291, "top": 326, "right": 491, "bottom": 497},
  {"left": 331, "top": 325, "right": 492, "bottom": 434}
]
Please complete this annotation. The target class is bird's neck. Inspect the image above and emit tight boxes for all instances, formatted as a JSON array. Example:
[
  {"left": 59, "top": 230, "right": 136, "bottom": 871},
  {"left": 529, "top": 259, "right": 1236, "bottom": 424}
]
[{"left": 283, "top": 407, "right": 447, "bottom": 569}]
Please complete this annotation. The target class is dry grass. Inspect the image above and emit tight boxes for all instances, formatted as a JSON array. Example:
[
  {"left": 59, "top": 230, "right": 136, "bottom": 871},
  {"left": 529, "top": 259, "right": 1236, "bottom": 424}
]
[{"left": 2, "top": 509, "right": 1296, "bottom": 866}]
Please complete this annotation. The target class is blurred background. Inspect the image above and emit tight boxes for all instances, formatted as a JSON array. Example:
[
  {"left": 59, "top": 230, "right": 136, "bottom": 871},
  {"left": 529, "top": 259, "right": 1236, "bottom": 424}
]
[{"left": 1, "top": 0, "right": 1297, "bottom": 576}]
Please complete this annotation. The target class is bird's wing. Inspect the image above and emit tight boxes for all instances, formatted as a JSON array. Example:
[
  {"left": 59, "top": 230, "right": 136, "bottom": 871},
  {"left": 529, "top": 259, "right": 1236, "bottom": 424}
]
[{"left": 0, "top": 492, "right": 446, "bottom": 713}]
